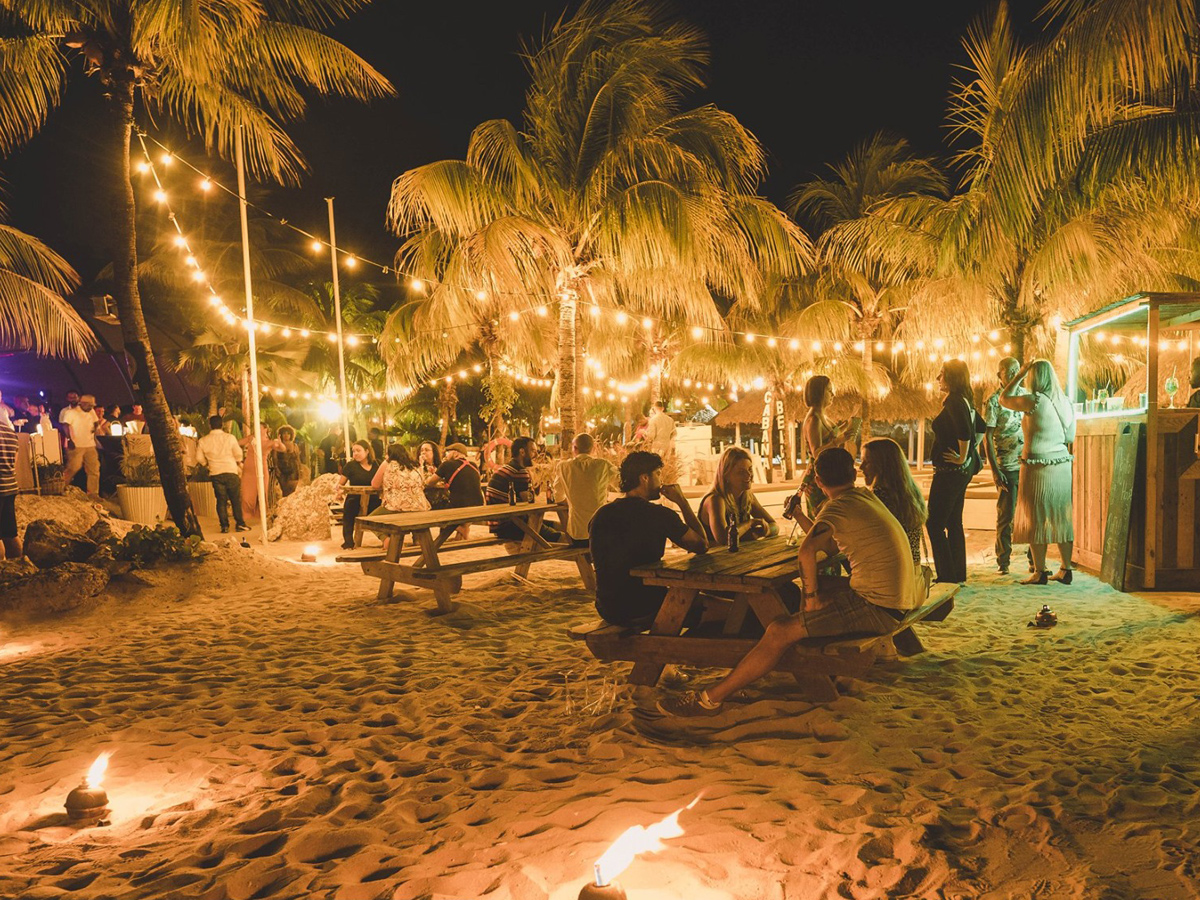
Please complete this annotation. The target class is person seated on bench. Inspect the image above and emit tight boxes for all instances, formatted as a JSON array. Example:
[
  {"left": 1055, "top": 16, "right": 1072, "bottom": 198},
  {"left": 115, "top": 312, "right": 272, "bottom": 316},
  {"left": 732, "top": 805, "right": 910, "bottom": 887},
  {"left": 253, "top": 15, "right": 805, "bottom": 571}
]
[
  {"left": 698, "top": 446, "right": 778, "bottom": 545},
  {"left": 485, "top": 435, "right": 561, "bottom": 543},
  {"left": 553, "top": 433, "right": 619, "bottom": 548},
  {"left": 589, "top": 451, "right": 708, "bottom": 628},
  {"left": 437, "top": 442, "right": 484, "bottom": 540},
  {"left": 658, "top": 447, "right": 921, "bottom": 717}
]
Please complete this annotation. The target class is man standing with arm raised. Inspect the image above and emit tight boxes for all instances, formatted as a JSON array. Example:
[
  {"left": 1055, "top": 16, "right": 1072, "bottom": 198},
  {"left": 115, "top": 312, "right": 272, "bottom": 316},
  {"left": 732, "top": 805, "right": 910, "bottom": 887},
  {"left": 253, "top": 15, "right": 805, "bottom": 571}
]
[{"left": 983, "top": 357, "right": 1027, "bottom": 574}]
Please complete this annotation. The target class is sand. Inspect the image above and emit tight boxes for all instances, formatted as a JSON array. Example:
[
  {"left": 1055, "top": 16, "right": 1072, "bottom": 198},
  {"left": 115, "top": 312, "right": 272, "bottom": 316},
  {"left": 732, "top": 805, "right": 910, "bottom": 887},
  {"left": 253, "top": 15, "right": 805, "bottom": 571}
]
[{"left": 1, "top": 504, "right": 1199, "bottom": 899}]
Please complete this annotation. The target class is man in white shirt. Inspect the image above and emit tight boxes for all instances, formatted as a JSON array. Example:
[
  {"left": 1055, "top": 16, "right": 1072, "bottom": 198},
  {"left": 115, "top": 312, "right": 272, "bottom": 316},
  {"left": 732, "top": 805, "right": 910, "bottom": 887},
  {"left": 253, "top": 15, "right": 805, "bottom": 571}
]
[
  {"left": 59, "top": 393, "right": 102, "bottom": 498},
  {"left": 197, "top": 414, "right": 248, "bottom": 533},
  {"left": 553, "top": 433, "right": 618, "bottom": 546},
  {"left": 644, "top": 401, "right": 676, "bottom": 457}
]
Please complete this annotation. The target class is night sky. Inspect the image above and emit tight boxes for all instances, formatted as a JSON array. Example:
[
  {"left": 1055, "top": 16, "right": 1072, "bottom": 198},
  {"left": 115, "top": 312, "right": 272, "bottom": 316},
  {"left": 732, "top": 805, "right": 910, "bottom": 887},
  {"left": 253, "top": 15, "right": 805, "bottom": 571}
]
[{"left": 3, "top": 0, "right": 1047, "bottom": 287}]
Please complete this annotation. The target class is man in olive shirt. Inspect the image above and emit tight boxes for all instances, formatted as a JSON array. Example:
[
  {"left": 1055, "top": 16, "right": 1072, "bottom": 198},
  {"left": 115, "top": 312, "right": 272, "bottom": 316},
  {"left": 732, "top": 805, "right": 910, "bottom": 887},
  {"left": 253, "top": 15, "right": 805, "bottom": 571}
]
[{"left": 660, "top": 447, "right": 919, "bottom": 717}]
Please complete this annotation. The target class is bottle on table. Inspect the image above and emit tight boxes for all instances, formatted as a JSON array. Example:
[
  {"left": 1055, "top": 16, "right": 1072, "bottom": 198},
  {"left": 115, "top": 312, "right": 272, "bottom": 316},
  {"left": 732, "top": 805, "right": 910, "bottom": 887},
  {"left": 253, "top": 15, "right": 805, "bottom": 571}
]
[
  {"left": 727, "top": 511, "right": 739, "bottom": 552},
  {"left": 508, "top": 481, "right": 517, "bottom": 505}
]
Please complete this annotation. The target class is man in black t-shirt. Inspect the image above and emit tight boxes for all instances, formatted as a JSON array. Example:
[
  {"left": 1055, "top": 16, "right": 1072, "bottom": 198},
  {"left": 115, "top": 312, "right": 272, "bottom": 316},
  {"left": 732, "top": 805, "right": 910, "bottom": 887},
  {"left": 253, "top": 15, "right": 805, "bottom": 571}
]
[{"left": 589, "top": 451, "right": 709, "bottom": 627}]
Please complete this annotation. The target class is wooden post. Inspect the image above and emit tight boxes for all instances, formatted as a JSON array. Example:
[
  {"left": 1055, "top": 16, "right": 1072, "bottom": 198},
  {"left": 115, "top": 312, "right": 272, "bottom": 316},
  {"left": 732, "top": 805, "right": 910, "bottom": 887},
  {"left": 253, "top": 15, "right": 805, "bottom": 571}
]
[
  {"left": 908, "top": 420, "right": 916, "bottom": 463},
  {"left": 735, "top": 422, "right": 741, "bottom": 447},
  {"left": 1145, "top": 304, "right": 1160, "bottom": 589},
  {"left": 916, "top": 417, "right": 926, "bottom": 471}
]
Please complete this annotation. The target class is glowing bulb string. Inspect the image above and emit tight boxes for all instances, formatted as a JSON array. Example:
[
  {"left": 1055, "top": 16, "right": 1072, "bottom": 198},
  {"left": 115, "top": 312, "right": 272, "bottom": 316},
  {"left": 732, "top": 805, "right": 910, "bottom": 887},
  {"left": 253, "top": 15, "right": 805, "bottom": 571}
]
[{"left": 136, "top": 133, "right": 1015, "bottom": 355}]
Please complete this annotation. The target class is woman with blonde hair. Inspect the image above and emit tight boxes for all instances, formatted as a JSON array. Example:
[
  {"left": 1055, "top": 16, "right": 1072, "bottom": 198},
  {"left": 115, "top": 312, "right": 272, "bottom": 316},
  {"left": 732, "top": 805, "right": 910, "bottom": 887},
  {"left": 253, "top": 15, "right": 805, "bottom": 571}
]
[
  {"left": 1000, "top": 359, "right": 1076, "bottom": 584},
  {"left": 797, "top": 375, "right": 855, "bottom": 515},
  {"left": 698, "top": 446, "right": 778, "bottom": 545},
  {"left": 861, "top": 437, "right": 926, "bottom": 564}
]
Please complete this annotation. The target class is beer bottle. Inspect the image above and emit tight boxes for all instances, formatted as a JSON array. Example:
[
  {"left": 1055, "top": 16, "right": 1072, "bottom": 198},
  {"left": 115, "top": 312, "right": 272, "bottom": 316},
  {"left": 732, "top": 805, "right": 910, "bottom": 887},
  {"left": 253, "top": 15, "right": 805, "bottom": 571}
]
[{"left": 727, "top": 511, "right": 739, "bottom": 552}]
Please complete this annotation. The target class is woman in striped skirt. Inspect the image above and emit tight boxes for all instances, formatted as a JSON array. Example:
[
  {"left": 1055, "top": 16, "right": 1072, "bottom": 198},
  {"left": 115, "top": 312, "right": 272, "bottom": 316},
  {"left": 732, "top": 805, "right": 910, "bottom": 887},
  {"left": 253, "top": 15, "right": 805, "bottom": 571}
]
[{"left": 1000, "top": 359, "right": 1076, "bottom": 585}]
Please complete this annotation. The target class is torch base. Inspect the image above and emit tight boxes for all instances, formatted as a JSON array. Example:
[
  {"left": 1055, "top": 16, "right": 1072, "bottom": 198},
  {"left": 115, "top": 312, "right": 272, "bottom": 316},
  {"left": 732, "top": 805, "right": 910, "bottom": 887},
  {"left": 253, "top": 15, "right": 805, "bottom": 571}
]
[
  {"left": 578, "top": 880, "right": 628, "bottom": 900},
  {"left": 65, "top": 785, "right": 110, "bottom": 824}
]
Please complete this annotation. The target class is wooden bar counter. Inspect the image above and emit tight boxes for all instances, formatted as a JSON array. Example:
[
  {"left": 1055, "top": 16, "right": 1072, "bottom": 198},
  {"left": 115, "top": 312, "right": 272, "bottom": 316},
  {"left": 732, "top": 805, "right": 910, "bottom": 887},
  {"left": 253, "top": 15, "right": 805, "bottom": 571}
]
[{"left": 1073, "top": 409, "right": 1199, "bottom": 590}]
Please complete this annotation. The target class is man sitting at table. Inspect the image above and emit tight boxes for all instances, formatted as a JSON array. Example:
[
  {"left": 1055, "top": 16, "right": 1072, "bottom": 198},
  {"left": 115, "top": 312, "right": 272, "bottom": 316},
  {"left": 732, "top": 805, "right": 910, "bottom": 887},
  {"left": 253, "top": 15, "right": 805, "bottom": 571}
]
[
  {"left": 554, "top": 433, "right": 618, "bottom": 547},
  {"left": 589, "top": 451, "right": 709, "bottom": 628},
  {"left": 658, "top": 446, "right": 921, "bottom": 717},
  {"left": 485, "top": 435, "right": 560, "bottom": 542}
]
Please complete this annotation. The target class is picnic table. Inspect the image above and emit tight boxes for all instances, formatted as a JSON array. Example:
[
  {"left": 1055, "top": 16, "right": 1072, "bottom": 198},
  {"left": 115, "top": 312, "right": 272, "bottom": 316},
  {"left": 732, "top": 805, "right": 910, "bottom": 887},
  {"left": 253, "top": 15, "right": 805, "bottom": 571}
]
[
  {"left": 348, "top": 501, "right": 594, "bottom": 613},
  {"left": 571, "top": 536, "right": 957, "bottom": 702}
]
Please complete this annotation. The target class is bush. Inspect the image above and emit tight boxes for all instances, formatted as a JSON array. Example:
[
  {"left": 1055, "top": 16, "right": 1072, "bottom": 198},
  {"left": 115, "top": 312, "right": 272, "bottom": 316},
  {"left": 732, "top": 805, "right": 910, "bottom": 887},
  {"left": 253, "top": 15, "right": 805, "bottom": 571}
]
[{"left": 107, "top": 525, "right": 203, "bottom": 568}]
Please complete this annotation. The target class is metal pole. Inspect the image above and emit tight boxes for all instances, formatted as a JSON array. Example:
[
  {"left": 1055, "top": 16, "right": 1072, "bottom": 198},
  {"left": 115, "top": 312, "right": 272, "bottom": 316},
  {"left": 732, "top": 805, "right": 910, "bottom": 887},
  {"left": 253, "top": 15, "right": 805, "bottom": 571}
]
[
  {"left": 235, "top": 127, "right": 270, "bottom": 546},
  {"left": 326, "top": 198, "right": 353, "bottom": 461}
]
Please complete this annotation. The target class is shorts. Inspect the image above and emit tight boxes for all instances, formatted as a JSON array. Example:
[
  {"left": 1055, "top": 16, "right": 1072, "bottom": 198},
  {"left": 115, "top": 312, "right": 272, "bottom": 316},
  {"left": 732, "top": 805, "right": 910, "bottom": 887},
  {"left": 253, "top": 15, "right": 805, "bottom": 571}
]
[
  {"left": 0, "top": 493, "right": 16, "bottom": 540},
  {"left": 794, "top": 575, "right": 905, "bottom": 638}
]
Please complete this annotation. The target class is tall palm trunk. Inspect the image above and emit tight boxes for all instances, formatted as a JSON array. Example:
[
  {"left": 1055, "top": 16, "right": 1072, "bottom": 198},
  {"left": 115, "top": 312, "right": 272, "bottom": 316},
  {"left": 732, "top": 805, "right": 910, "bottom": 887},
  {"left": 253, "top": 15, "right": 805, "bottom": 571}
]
[
  {"left": 859, "top": 327, "right": 873, "bottom": 446},
  {"left": 110, "top": 79, "right": 201, "bottom": 537},
  {"left": 437, "top": 380, "right": 457, "bottom": 445},
  {"left": 557, "top": 291, "right": 578, "bottom": 449}
]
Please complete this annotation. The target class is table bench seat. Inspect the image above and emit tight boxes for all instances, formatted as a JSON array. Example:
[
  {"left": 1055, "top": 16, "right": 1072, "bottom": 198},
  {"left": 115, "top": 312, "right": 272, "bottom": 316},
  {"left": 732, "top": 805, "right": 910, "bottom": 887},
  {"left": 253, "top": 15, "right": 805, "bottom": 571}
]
[
  {"left": 572, "top": 582, "right": 959, "bottom": 702},
  {"left": 335, "top": 536, "right": 505, "bottom": 564},
  {"left": 406, "top": 545, "right": 591, "bottom": 580}
]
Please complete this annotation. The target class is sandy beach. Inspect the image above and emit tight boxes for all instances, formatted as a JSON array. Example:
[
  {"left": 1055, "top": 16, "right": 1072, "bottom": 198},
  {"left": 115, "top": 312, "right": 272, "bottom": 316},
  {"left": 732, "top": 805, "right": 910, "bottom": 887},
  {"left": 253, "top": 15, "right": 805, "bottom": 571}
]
[{"left": 2, "top": 499, "right": 1199, "bottom": 900}]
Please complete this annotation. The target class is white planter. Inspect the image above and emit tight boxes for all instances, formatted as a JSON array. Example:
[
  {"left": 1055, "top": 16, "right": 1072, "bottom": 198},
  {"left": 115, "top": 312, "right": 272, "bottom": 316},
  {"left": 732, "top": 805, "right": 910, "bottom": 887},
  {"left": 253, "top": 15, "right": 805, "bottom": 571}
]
[
  {"left": 187, "top": 481, "right": 217, "bottom": 519},
  {"left": 117, "top": 485, "right": 169, "bottom": 525}
]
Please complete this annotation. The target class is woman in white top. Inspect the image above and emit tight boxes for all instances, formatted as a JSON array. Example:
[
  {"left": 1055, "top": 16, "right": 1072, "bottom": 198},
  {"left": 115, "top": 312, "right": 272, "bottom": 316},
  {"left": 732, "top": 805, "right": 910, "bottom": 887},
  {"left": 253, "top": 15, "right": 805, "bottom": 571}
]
[{"left": 1000, "top": 359, "right": 1076, "bottom": 584}]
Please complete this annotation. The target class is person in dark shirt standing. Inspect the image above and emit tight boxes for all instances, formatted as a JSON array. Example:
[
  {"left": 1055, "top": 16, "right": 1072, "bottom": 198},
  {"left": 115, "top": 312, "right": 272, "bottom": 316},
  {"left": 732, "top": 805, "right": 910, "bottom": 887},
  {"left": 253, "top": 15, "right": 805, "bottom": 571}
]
[
  {"left": 0, "top": 395, "right": 21, "bottom": 560},
  {"left": 589, "top": 450, "right": 709, "bottom": 627},
  {"left": 927, "top": 359, "right": 979, "bottom": 583}
]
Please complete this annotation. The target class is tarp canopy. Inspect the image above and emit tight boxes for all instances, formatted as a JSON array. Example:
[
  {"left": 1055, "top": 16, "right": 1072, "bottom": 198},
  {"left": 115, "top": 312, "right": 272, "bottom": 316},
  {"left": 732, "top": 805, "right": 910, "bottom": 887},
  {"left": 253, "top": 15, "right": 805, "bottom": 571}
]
[{"left": 0, "top": 314, "right": 206, "bottom": 409}]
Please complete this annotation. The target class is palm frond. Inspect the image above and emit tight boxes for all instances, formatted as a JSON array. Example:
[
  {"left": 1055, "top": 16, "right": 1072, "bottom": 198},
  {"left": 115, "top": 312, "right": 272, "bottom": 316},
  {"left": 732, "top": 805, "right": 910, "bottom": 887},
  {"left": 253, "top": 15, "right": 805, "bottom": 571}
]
[{"left": 0, "top": 34, "right": 65, "bottom": 154}]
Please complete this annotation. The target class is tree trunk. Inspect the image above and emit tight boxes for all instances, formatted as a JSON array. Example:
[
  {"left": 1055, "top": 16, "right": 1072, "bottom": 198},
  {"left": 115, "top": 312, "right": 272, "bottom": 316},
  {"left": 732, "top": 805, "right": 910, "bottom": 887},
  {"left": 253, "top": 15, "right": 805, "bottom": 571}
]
[
  {"left": 437, "top": 380, "right": 457, "bottom": 446},
  {"left": 859, "top": 327, "right": 874, "bottom": 448},
  {"left": 557, "top": 290, "right": 578, "bottom": 449},
  {"left": 110, "top": 80, "right": 201, "bottom": 537}
]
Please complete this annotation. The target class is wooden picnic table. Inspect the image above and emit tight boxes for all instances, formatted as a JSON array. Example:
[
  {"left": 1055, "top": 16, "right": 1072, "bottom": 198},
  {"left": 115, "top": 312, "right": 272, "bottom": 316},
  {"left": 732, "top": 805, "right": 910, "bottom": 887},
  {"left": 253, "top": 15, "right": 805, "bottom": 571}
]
[
  {"left": 574, "top": 536, "right": 957, "bottom": 701},
  {"left": 354, "top": 501, "right": 594, "bottom": 613}
]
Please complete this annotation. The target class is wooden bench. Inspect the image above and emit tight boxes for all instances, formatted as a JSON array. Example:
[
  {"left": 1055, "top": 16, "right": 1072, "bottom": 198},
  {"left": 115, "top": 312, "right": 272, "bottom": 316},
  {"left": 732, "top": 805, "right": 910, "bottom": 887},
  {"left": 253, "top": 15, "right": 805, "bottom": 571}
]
[
  {"left": 355, "top": 502, "right": 596, "bottom": 613},
  {"left": 335, "top": 536, "right": 504, "bottom": 564},
  {"left": 571, "top": 535, "right": 958, "bottom": 701}
]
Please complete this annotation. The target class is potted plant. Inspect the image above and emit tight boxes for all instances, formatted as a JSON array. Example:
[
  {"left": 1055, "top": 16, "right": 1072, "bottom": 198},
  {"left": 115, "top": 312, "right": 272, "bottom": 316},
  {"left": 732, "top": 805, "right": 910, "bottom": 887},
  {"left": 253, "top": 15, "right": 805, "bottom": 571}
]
[
  {"left": 117, "top": 448, "right": 168, "bottom": 525},
  {"left": 35, "top": 456, "right": 65, "bottom": 495},
  {"left": 186, "top": 463, "right": 217, "bottom": 518}
]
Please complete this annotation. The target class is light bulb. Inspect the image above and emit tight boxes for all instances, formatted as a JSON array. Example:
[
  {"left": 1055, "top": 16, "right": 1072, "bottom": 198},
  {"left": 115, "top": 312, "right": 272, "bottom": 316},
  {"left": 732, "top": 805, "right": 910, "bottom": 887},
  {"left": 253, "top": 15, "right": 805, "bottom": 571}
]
[
  {"left": 508, "top": 311, "right": 520, "bottom": 322},
  {"left": 346, "top": 335, "right": 360, "bottom": 347},
  {"left": 160, "top": 152, "right": 172, "bottom": 166},
  {"left": 281, "top": 328, "right": 292, "bottom": 338},
  {"left": 615, "top": 311, "right": 628, "bottom": 325},
  {"left": 135, "top": 161, "right": 149, "bottom": 174},
  {"left": 475, "top": 290, "right": 487, "bottom": 301},
  {"left": 691, "top": 326, "right": 704, "bottom": 339},
  {"left": 745, "top": 333, "right": 756, "bottom": 343},
  {"left": 410, "top": 278, "right": 424, "bottom": 292},
  {"left": 327, "top": 333, "right": 338, "bottom": 343},
  {"left": 199, "top": 178, "right": 212, "bottom": 192},
  {"left": 767, "top": 337, "right": 777, "bottom": 347},
  {"left": 153, "top": 189, "right": 167, "bottom": 203},
  {"left": 172, "top": 235, "right": 187, "bottom": 248},
  {"left": 590, "top": 305, "right": 601, "bottom": 318},
  {"left": 191, "top": 270, "right": 205, "bottom": 283},
  {"left": 536, "top": 305, "right": 548, "bottom": 317},
  {"left": 185, "top": 255, "right": 197, "bottom": 267},
  {"left": 310, "top": 240, "right": 322, "bottom": 252},
  {"left": 642, "top": 317, "right": 653, "bottom": 330},
  {"left": 300, "top": 329, "right": 310, "bottom": 338},
  {"left": 344, "top": 255, "right": 357, "bottom": 269}
]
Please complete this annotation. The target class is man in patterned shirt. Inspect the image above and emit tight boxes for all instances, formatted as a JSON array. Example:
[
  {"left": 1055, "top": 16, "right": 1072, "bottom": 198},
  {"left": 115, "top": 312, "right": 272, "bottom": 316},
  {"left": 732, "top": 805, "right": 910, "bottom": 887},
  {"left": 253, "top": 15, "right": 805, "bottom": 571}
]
[
  {"left": 0, "top": 392, "right": 21, "bottom": 560},
  {"left": 983, "top": 357, "right": 1027, "bottom": 574}
]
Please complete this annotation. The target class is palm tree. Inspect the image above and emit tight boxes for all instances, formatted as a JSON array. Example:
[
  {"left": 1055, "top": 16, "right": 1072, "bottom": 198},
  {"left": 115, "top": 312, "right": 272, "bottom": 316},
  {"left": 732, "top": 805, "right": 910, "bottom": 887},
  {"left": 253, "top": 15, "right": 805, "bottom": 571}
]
[
  {"left": 913, "top": 2, "right": 1200, "bottom": 361},
  {"left": 0, "top": 211, "right": 94, "bottom": 358},
  {"left": 0, "top": 1, "right": 393, "bottom": 535},
  {"left": 385, "top": 0, "right": 810, "bottom": 448},
  {"left": 789, "top": 133, "right": 948, "bottom": 433}
]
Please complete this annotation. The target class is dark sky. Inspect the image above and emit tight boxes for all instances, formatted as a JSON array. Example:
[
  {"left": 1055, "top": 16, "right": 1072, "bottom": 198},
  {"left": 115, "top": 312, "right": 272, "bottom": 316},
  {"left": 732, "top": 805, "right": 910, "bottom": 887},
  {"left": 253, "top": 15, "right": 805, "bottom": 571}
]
[{"left": 4, "top": 0, "right": 1047, "bottom": 283}]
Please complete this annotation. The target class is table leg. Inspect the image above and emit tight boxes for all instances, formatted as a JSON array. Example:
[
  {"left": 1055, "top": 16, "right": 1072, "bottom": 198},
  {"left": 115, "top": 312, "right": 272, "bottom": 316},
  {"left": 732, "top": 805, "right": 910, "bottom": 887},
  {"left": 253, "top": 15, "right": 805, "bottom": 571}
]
[
  {"left": 514, "top": 511, "right": 547, "bottom": 579},
  {"left": 723, "top": 596, "right": 750, "bottom": 636},
  {"left": 414, "top": 528, "right": 455, "bottom": 614},
  {"left": 376, "top": 530, "right": 406, "bottom": 601},
  {"left": 575, "top": 552, "right": 596, "bottom": 592},
  {"left": 629, "top": 586, "right": 697, "bottom": 686}
]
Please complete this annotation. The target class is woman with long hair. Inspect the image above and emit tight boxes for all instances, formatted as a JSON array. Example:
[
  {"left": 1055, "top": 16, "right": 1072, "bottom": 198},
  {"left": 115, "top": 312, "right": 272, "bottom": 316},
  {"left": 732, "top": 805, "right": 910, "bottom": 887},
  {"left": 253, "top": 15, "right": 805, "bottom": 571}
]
[
  {"left": 370, "top": 443, "right": 431, "bottom": 514},
  {"left": 1000, "top": 359, "right": 1076, "bottom": 584},
  {"left": 698, "top": 446, "right": 778, "bottom": 545},
  {"left": 336, "top": 440, "right": 380, "bottom": 549},
  {"left": 927, "top": 359, "right": 979, "bottom": 583},
  {"left": 798, "top": 375, "right": 854, "bottom": 515},
  {"left": 862, "top": 437, "right": 926, "bottom": 564},
  {"left": 273, "top": 425, "right": 301, "bottom": 498},
  {"left": 417, "top": 440, "right": 450, "bottom": 509}
]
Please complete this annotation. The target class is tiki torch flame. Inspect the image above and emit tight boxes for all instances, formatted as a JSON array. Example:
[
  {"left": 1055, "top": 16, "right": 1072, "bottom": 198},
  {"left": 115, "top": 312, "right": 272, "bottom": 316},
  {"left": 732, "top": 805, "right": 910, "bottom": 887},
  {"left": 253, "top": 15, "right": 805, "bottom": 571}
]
[
  {"left": 593, "top": 795, "right": 700, "bottom": 886},
  {"left": 85, "top": 752, "right": 111, "bottom": 789}
]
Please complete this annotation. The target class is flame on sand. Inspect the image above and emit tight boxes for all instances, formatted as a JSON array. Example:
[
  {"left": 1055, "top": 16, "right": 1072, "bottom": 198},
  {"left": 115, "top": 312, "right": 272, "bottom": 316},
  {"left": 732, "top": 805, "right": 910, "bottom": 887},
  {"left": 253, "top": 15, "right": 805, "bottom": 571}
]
[
  {"left": 593, "top": 795, "right": 700, "bottom": 886},
  {"left": 85, "top": 752, "right": 112, "bottom": 789}
]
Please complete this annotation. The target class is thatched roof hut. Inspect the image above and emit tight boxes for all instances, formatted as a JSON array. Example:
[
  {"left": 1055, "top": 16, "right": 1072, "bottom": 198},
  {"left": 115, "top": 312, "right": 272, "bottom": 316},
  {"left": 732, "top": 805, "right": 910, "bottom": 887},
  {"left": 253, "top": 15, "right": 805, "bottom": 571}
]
[
  {"left": 1115, "top": 346, "right": 1198, "bottom": 407},
  {"left": 713, "top": 382, "right": 941, "bottom": 427}
]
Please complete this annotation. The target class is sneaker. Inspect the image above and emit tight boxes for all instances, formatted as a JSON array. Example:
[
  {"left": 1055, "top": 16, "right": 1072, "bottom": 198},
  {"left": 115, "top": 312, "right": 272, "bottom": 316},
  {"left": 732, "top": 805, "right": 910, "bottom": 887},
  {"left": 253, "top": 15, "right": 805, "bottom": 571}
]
[
  {"left": 656, "top": 690, "right": 724, "bottom": 718},
  {"left": 219, "top": 525, "right": 229, "bottom": 534},
  {"left": 235, "top": 524, "right": 251, "bottom": 533}
]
